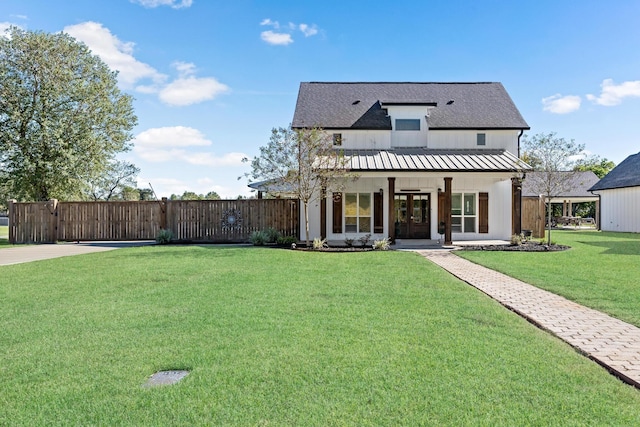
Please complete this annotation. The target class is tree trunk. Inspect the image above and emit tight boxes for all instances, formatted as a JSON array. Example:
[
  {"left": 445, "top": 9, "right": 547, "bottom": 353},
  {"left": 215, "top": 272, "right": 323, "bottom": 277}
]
[
  {"left": 546, "top": 197, "right": 552, "bottom": 245},
  {"left": 304, "top": 201, "right": 310, "bottom": 247}
]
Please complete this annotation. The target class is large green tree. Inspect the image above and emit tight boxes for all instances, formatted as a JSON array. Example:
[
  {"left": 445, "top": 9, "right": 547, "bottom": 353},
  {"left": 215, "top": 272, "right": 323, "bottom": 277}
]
[{"left": 0, "top": 27, "right": 137, "bottom": 201}]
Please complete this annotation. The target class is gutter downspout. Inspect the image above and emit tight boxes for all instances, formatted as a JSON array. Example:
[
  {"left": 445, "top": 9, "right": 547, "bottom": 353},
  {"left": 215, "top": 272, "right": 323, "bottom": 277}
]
[
  {"left": 589, "top": 190, "right": 601, "bottom": 231},
  {"left": 517, "top": 129, "right": 525, "bottom": 158}
]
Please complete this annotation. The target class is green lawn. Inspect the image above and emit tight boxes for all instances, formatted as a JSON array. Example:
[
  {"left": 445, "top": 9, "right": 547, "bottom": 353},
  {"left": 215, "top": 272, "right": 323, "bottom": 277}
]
[
  {"left": 458, "top": 230, "right": 640, "bottom": 327},
  {"left": 2, "top": 246, "right": 640, "bottom": 425}
]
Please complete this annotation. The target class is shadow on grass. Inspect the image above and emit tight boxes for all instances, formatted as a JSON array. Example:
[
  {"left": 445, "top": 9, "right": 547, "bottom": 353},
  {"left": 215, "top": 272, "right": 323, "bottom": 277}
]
[{"left": 576, "top": 240, "right": 640, "bottom": 255}]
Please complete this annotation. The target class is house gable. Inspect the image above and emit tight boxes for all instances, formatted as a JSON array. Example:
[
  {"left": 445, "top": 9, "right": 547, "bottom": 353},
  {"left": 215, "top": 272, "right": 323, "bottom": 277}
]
[{"left": 589, "top": 152, "right": 640, "bottom": 191}]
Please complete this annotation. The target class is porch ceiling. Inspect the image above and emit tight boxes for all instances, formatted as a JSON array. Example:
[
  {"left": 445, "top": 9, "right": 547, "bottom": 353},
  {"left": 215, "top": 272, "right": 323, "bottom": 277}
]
[{"left": 341, "top": 148, "right": 530, "bottom": 172}]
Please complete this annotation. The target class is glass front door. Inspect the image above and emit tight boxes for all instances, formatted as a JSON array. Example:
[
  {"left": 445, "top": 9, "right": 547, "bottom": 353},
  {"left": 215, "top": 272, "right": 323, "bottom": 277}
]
[{"left": 394, "top": 194, "right": 430, "bottom": 239}]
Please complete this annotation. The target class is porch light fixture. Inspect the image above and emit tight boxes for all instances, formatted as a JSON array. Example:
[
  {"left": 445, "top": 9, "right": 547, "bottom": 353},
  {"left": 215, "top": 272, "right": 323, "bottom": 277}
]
[{"left": 379, "top": 188, "right": 383, "bottom": 195}]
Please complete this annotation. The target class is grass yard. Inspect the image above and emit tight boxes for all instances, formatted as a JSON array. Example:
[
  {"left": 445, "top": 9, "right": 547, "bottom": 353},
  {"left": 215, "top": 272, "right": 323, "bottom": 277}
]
[
  {"left": 458, "top": 230, "right": 640, "bottom": 327},
  {"left": 2, "top": 245, "right": 640, "bottom": 425}
]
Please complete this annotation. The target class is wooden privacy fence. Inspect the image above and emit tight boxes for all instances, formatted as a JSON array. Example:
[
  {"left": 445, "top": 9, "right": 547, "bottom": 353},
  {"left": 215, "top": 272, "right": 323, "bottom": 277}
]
[
  {"left": 521, "top": 195, "right": 546, "bottom": 238},
  {"left": 8, "top": 198, "right": 299, "bottom": 244}
]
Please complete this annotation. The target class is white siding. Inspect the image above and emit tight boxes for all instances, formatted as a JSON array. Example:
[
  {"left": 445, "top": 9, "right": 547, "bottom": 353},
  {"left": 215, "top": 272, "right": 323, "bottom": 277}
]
[
  {"left": 332, "top": 130, "right": 391, "bottom": 150},
  {"left": 599, "top": 187, "right": 640, "bottom": 233},
  {"left": 386, "top": 105, "right": 430, "bottom": 148},
  {"left": 429, "top": 130, "right": 520, "bottom": 153},
  {"left": 307, "top": 173, "right": 515, "bottom": 242},
  {"left": 329, "top": 126, "right": 521, "bottom": 153}
]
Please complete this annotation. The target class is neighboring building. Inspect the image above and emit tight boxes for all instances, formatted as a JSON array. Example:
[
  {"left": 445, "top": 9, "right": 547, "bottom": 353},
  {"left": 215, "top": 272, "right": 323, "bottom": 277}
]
[
  {"left": 521, "top": 171, "right": 600, "bottom": 238},
  {"left": 589, "top": 152, "right": 640, "bottom": 233},
  {"left": 289, "top": 82, "right": 530, "bottom": 244}
]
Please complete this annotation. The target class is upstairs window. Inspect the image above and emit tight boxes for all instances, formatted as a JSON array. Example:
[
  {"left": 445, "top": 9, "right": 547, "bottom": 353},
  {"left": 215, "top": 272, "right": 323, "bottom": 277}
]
[
  {"left": 395, "top": 119, "right": 420, "bottom": 131},
  {"left": 333, "top": 133, "right": 342, "bottom": 146},
  {"left": 477, "top": 133, "right": 486, "bottom": 146}
]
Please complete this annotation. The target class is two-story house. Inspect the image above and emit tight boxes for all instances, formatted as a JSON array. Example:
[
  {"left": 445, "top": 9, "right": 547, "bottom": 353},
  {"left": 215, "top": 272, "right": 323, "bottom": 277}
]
[{"left": 290, "top": 82, "right": 530, "bottom": 244}]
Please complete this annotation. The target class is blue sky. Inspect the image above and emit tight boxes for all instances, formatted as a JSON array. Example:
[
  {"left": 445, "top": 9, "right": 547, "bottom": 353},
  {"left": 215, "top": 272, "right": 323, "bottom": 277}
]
[{"left": 2, "top": 0, "right": 640, "bottom": 198}]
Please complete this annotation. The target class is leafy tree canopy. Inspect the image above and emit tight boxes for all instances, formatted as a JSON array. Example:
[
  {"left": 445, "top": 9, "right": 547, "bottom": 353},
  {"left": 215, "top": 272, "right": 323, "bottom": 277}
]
[
  {"left": 0, "top": 27, "right": 137, "bottom": 202},
  {"left": 169, "top": 190, "right": 221, "bottom": 200},
  {"left": 86, "top": 160, "right": 140, "bottom": 201},
  {"left": 574, "top": 155, "right": 616, "bottom": 179}
]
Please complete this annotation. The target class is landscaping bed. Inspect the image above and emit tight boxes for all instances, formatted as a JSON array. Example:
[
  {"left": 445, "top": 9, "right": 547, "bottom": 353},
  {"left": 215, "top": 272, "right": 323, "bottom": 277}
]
[{"left": 458, "top": 241, "right": 570, "bottom": 252}]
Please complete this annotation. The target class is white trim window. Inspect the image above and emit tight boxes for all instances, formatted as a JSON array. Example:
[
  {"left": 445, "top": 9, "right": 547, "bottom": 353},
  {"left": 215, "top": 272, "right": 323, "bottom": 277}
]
[
  {"left": 395, "top": 119, "right": 420, "bottom": 131},
  {"left": 452, "top": 193, "right": 476, "bottom": 233},
  {"left": 345, "top": 193, "right": 371, "bottom": 233}
]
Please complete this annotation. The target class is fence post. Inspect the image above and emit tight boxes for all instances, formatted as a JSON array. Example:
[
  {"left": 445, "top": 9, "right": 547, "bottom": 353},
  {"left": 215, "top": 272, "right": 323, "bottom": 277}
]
[
  {"left": 160, "top": 197, "right": 167, "bottom": 230},
  {"left": 8, "top": 199, "right": 16, "bottom": 244},
  {"left": 49, "top": 199, "right": 59, "bottom": 243}
]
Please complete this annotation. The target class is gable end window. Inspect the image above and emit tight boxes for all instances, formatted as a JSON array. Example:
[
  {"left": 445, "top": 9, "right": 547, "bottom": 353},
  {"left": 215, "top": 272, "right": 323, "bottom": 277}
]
[
  {"left": 477, "top": 133, "right": 486, "bottom": 146},
  {"left": 333, "top": 133, "right": 342, "bottom": 146},
  {"left": 395, "top": 119, "right": 420, "bottom": 131}
]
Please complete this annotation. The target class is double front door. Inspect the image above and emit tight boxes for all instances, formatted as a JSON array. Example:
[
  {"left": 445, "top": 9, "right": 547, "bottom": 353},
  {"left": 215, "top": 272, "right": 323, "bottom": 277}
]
[{"left": 394, "top": 194, "right": 430, "bottom": 239}]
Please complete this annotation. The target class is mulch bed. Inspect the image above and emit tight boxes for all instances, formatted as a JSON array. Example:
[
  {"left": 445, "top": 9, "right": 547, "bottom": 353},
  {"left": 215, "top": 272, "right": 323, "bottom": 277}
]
[{"left": 457, "top": 241, "right": 570, "bottom": 252}]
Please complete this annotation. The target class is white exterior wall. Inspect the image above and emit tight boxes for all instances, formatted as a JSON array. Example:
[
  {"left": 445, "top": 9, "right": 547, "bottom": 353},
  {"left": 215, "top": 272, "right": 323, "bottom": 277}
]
[
  {"left": 428, "top": 130, "right": 520, "bottom": 153},
  {"left": 304, "top": 172, "right": 516, "bottom": 243},
  {"left": 331, "top": 129, "right": 520, "bottom": 152},
  {"left": 386, "top": 105, "right": 430, "bottom": 147},
  {"left": 598, "top": 187, "right": 640, "bottom": 233},
  {"left": 333, "top": 130, "right": 391, "bottom": 150}
]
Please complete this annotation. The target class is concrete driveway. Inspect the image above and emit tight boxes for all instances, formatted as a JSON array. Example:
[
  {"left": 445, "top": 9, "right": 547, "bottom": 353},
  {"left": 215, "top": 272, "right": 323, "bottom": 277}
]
[{"left": 0, "top": 241, "right": 154, "bottom": 266}]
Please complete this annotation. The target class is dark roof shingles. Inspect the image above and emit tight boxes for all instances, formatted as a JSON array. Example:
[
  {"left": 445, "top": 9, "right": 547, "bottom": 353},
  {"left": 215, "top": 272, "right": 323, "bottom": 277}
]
[
  {"left": 292, "top": 82, "right": 530, "bottom": 130},
  {"left": 522, "top": 171, "right": 600, "bottom": 197},
  {"left": 589, "top": 152, "right": 640, "bottom": 191}
]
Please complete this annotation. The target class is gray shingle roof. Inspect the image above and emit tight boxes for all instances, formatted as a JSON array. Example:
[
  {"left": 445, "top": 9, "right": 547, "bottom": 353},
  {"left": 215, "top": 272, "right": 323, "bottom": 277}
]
[
  {"left": 340, "top": 148, "right": 529, "bottom": 172},
  {"left": 292, "top": 82, "right": 530, "bottom": 130},
  {"left": 522, "top": 171, "right": 600, "bottom": 197},
  {"left": 589, "top": 152, "right": 640, "bottom": 191}
]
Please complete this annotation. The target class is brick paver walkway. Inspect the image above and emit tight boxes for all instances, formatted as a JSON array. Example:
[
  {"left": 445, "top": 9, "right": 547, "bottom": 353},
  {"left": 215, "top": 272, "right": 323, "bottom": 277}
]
[{"left": 418, "top": 249, "right": 640, "bottom": 388}]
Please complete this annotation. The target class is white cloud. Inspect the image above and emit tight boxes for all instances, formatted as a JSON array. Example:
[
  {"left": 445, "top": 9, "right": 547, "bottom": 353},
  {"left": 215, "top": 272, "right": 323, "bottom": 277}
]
[
  {"left": 64, "top": 21, "right": 165, "bottom": 89},
  {"left": 542, "top": 94, "right": 582, "bottom": 114},
  {"left": 586, "top": 78, "right": 640, "bottom": 106},
  {"left": 131, "top": 0, "right": 193, "bottom": 9},
  {"left": 0, "top": 22, "right": 22, "bottom": 36},
  {"left": 259, "top": 18, "right": 320, "bottom": 45},
  {"left": 133, "top": 126, "right": 246, "bottom": 166},
  {"left": 134, "top": 126, "right": 212, "bottom": 149},
  {"left": 260, "top": 18, "right": 279, "bottom": 28},
  {"left": 261, "top": 30, "right": 293, "bottom": 46},
  {"left": 158, "top": 62, "right": 229, "bottom": 106},
  {"left": 64, "top": 22, "right": 228, "bottom": 106},
  {"left": 299, "top": 23, "right": 318, "bottom": 37}
]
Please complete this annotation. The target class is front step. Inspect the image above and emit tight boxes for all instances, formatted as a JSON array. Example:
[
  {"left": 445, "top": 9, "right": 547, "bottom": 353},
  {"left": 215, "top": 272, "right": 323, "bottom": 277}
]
[{"left": 394, "top": 239, "right": 443, "bottom": 248}]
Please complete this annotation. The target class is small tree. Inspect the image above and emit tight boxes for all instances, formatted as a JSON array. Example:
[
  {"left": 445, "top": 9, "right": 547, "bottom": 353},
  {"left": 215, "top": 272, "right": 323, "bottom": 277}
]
[
  {"left": 244, "top": 126, "right": 356, "bottom": 247},
  {"left": 521, "top": 132, "right": 585, "bottom": 244}
]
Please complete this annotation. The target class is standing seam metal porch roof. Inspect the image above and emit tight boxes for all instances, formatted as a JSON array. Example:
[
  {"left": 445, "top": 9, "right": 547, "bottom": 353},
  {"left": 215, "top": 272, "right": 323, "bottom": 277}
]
[{"left": 339, "top": 148, "right": 531, "bottom": 172}]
